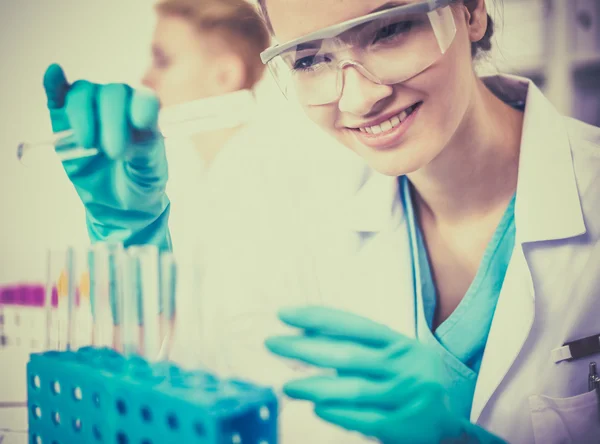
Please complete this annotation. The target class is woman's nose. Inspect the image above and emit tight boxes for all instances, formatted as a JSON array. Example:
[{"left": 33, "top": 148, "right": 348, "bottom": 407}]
[
  {"left": 337, "top": 66, "right": 394, "bottom": 116},
  {"left": 141, "top": 69, "right": 155, "bottom": 90}
]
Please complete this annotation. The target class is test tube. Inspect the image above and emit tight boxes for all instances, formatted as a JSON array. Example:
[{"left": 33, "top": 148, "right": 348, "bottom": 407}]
[
  {"left": 120, "top": 249, "right": 140, "bottom": 356},
  {"left": 77, "top": 266, "right": 92, "bottom": 348},
  {"left": 65, "top": 247, "right": 77, "bottom": 351},
  {"left": 127, "top": 245, "right": 161, "bottom": 361},
  {"left": 44, "top": 249, "right": 56, "bottom": 350},
  {"left": 158, "top": 252, "right": 177, "bottom": 361},
  {"left": 0, "top": 287, "right": 5, "bottom": 348},
  {"left": 45, "top": 247, "right": 85, "bottom": 351},
  {"left": 88, "top": 242, "right": 124, "bottom": 349}
]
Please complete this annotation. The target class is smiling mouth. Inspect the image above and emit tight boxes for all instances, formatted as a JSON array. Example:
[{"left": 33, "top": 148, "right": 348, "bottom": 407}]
[{"left": 351, "top": 102, "right": 422, "bottom": 136}]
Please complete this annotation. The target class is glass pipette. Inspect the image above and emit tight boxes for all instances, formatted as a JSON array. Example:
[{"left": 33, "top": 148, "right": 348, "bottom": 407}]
[
  {"left": 16, "top": 90, "right": 258, "bottom": 165},
  {"left": 17, "top": 130, "right": 99, "bottom": 164}
]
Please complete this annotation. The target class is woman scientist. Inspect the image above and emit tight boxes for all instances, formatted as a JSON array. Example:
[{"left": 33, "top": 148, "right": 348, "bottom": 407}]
[
  {"left": 252, "top": 0, "right": 600, "bottom": 443},
  {"left": 40, "top": 0, "right": 600, "bottom": 443}
]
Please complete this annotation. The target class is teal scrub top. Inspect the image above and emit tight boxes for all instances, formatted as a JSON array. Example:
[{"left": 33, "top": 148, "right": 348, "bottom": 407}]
[{"left": 400, "top": 175, "right": 517, "bottom": 418}]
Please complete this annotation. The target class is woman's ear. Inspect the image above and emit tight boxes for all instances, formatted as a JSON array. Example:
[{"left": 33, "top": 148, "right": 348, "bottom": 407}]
[
  {"left": 462, "top": 0, "right": 489, "bottom": 45},
  {"left": 214, "top": 55, "right": 247, "bottom": 93}
]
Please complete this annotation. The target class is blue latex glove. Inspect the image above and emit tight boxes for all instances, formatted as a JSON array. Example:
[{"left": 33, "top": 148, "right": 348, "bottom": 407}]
[
  {"left": 42, "top": 64, "right": 171, "bottom": 250},
  {"left": 265, "top": 307, "right": 507, "bottom": 444}
]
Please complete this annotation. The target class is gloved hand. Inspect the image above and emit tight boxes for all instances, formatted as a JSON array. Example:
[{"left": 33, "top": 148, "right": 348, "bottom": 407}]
[
  {"left": 265, "top": 306, "right": 507, "bottom": 444},
  {"left": 43, "top": 63, "right": 171, "bottom": 250}
]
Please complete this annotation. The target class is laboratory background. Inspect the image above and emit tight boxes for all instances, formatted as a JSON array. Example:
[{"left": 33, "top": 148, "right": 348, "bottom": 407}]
[{"left": 0, "top": 0, "right": 599, "bottom": 441}]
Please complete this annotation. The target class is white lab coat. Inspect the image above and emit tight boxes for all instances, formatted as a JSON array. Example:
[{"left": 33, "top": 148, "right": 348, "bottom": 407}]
[{"left": 169, "top": 75, "right": 600, "bottom": 443}]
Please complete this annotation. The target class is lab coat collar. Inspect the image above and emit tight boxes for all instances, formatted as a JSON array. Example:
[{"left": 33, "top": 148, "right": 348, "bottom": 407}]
[{"left": 482, "top": 74, "right": 586, "bottom": 244}]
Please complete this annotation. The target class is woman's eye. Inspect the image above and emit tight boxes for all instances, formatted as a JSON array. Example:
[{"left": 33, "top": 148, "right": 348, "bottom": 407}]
[
  {"left": 154, "top": 55, "right": 170, "bottom": 69},
  {"left": 293, "top": 55, "right": 329, "bottom": 71},
  {"left": 373, "top": 21, "right": 413, "bottom": 44}
]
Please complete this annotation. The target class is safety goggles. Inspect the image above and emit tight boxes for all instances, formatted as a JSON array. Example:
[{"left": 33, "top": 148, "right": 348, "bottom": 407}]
[{"left": 260, "top": 0, "right": 456, "bottom": 105}]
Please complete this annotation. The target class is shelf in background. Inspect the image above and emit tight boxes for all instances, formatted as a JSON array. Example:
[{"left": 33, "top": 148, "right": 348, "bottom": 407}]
[
  {"left": 571, "top": 51, "right": 600, "bottom": 73},
  {"left": 494, "top": 57, "right": 547, "bottom": 80}
]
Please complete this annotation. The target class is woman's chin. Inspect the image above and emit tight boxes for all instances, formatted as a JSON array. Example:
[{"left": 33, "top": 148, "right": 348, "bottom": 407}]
[{"left": 352, "top": 143, "right": 429, "bottom": 177}]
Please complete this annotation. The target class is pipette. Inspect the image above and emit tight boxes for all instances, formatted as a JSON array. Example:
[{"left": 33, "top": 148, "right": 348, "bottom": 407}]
[
  {"left": 17, "top": 130, "right": 98, "bottom": 164},
  {"left": 16, "top": 89, "right": 257, "bottom": 165}
]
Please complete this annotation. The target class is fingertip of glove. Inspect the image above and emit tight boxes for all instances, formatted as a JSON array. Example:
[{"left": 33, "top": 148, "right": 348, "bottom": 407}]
[
  {"left": 264, "top": 336, "right": 294, "bottom": 354},
  {"left": 43, "top": 63, "right": 65, "bottom": 84},
  {"left": 130, "top": 89, "right": 161, "bottom": 130},
  {"left": 43, "top": 63, "right": 69, "bottom": 108},
  {"left": 264, "top": 337, "right": 281, "bottom": 350},
  {"left": 277, "top": 307, "right": 298, "bottom": 320},
  {"left": 281, "top": 383, "right": 303, "bottom": 398}
]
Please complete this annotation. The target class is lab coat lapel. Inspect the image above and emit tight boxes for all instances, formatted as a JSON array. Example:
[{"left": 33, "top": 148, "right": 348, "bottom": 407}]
[
  {"left": 353, "top": 217, "right": 416, "bottom": 338},
  {"left": 470, "top": 76, "right": 586, "bottom": 423},
  {"left": 313, "top": 169, "right": 416, "bottom": 337},
  {"left": 469, "top": 243, "right": 535, "bottom": 423}
]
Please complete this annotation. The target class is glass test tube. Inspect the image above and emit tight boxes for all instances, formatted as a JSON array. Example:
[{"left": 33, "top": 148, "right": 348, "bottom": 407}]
[
  {"left": 158, "top": 252, "right": 177, "bottom": 361},
  {"left": 65, "top": 247, "right": 77, "bottom": 351},
  {"left": 126, "top": 245, "right": 161, "bottom": 361},
  {"left": 88, "top": 242, "right": 124, "bottom": 349},
  {"left": 0, "top": 287, "right": 5, "bottom": 348},
  {"left": 44, "top": 249, "right": 55, "bottom": 351},
  {"left": 45, "top": 247, "right": 82, "bottom": 351},
  {"left": 120, "top": 249, "right": 139, "bottom": 356}
]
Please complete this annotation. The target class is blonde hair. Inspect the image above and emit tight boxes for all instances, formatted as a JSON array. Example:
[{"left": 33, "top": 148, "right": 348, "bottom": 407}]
[{"left": 155, "top": 0, "right": 270, "bottom": 88}]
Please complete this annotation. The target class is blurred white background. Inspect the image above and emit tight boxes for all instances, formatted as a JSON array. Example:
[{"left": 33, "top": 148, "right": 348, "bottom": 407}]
[
  {"left": 483, "top": 0, "right": 600, "bottom": 123},
  {"left": 0, "top": 0, "right": 599, "bottom": 286},
  {"left": 0, "top": 1, "right": 156, "bottom": 286}
]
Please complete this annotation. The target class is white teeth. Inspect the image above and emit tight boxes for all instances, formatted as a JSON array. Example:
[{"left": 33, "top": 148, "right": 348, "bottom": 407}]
[{"left": 358, "top": 105, "right": 417, "bottom": 135}]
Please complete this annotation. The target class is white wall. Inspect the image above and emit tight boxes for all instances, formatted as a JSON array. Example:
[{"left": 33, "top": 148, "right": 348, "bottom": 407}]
[{"left": 0, "top": 1, "right": 157, "bottom": 285}]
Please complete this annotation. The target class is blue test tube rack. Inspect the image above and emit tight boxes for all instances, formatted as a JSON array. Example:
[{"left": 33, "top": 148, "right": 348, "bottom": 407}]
[{"left": 26, "top": 347, "right": 278, "bottom": 444}]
